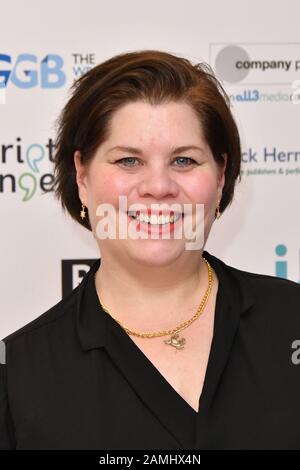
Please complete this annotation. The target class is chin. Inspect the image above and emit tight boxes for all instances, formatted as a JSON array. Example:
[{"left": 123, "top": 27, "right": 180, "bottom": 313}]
[{"left": 126, "top": 240, "right": 187, "bottom": 266}]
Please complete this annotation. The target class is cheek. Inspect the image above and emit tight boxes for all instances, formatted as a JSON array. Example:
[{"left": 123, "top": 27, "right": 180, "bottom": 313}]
[
  {"left": 186, "top": 172, "right": 218, "bottom": 204},
  {"left": 88, "top": 167, "right": 132, "bottom": 207}
]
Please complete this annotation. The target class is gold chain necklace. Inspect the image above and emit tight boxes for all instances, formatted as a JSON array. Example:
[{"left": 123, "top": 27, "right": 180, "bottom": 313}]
[{"left": 98, "top": 257, "right": 213, "bottom": 350}]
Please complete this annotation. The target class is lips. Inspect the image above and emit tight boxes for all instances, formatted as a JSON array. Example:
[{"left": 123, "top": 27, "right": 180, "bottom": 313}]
[
  {"left": 127, "top": 209, "right": 183, "bottom": 218},
  {"left": 127, "top": 210, "right": 182, "bottom": 224}
]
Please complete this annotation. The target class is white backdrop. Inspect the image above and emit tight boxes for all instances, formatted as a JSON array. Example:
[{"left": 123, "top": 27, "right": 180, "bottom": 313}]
[{"left": 1, "top": 0, "right": 299, "bottom": 338}]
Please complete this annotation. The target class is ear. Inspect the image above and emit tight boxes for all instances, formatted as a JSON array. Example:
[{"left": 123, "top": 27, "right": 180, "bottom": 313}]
[
  {"left": 217, "top": 152, "right": 227, "bottom": 194},
  {"left": 74, "top": 150, "right": 88, "bottom": 205}
]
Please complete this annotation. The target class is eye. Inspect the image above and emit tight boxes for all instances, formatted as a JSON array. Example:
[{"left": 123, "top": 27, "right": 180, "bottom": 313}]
[
  {"left": 173, "top": 156, "right": 197, "bottom": 167},
  {"left": 115, "top": 156, "right": 198, "bottom": 168},
  {"left": 115, "top": 157, "right": 139, "bottom": 167}
]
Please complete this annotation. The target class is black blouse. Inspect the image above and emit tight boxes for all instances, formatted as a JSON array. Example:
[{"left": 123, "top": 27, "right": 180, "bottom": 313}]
[{"left": 1, "top": 250, "right": 300, "bottom": 450}]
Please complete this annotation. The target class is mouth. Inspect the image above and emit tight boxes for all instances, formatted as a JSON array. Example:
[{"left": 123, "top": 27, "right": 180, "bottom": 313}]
[{"left": 127, "top": 210, "right": 183, "bottom": 226}]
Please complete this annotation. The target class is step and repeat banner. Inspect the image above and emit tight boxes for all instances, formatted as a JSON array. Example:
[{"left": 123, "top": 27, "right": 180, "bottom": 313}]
[{"left": 1, "top": 0, "right": 299, "bottom": 337}]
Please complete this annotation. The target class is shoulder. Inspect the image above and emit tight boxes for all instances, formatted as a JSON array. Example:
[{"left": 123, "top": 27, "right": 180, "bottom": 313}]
[
  {"left": 2, "top": 259, "right": 101, "bottom": 350},
  {"left": 221, "top": 259, "right": 300, "bottom": 325},
  {"left": 229, "top": 263, "right": 300, "bottom": 301},
  {"left": 204, "top": 250, "right": 300, "bottom": 319},
  {"left": 1, "top": 258, "right": 101, "bottom": 365},
  {"left": 206, "top": 250, "right": 300, "bottom": 296},
  {"left": 2, "top": 277, "right": 82, "bottom": 350}
]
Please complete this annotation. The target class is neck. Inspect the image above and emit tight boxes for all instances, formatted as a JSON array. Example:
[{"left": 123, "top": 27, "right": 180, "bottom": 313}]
[{"left": 94, "top": 250, "right": 211, "bottom": 330}]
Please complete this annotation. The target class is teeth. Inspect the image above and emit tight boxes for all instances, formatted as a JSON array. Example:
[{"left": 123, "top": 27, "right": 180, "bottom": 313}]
[{"left": 128, "top": 211, "right": 181, "bottom": 225}]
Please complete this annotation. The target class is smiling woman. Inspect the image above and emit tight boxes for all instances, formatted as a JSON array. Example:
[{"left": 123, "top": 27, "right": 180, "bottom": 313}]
[
  {"left": 53, "top": 50, "right": 240, "bottom": 232},
  {"left": 74, "top": 99, "right": 226, "bottom": 261},
  {"left": 1, "top": 50, "right": 300, "bottom": 450}
]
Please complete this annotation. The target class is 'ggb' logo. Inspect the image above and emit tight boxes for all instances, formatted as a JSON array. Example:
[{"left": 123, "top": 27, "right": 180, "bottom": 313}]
[{"left": 0, "top": 54, "right": 66, "bottom": 88}]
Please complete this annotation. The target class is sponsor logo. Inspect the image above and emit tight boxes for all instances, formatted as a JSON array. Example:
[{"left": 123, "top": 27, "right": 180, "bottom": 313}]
[
  {"left": 61, "top": 259, "right": 97, "bottom": 298},
  {"left": 240, "top": 147, "right": 300, "bottom": 178},
  {"left": 0, "top": 54, "right": 66, "bottom": 89},
  {"left": 209, "top": 43, "right": 300, "bottom": 104},
  {"left": 275, "top": 244, "right": 300, "bottom": 283},
  {"left": 0, "top": 137, "right": 55, "bottom": 201}
]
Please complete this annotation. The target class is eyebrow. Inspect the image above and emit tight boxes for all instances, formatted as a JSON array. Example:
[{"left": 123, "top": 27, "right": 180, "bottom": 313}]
[{"left": 107, "top": 145, "right": 204, "bottom": 155}]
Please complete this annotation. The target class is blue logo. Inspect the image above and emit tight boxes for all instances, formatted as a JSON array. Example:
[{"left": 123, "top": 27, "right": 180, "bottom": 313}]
[
  {"left": 275, "top": 244, "right": 300, "bottom": 283},
  {"left": 0, "top": 54, "right": 66, "bottom": 88}
]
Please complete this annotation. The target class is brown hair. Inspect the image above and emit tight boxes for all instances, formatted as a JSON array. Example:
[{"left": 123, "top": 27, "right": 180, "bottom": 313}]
[{"left": 53, "top": 49, "right": 241, "bottom": 231}]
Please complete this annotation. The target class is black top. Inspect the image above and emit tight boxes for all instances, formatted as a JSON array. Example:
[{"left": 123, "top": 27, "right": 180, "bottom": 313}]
[{"left": 1, "top": 250, "right": 300, "bottom": 450}]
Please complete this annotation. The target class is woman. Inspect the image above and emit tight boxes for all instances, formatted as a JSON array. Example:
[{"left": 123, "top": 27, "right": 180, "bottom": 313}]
[{"left": 1, "top": 50, "right": 300, "bottom": 450}]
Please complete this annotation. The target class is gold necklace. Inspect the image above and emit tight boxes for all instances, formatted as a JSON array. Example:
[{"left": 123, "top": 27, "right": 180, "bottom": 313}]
[{"left": 98, "top": 257, "right": 213, "bottom": 350}]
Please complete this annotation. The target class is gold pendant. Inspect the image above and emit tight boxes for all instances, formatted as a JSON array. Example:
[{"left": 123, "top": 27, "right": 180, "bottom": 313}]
[{"left": 164, "top": 332, "right": 186, "bottom": 349}]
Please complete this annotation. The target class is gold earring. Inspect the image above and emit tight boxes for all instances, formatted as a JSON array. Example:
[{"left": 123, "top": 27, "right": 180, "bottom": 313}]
[
  {"left": 80, "top": 203, "right": 87, "bottom": 220},
  {"left": 215, "top": 200, "right": 221, "bottom": 219}
]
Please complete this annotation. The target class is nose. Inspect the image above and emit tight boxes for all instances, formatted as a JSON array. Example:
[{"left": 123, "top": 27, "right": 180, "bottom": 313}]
[{"left": 136, "top": 164, "right": 180, "bottom": 200}]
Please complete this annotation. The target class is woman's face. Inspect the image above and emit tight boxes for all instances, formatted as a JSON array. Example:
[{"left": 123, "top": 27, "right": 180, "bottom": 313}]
[{"left": 74, "top": 100, "right": 227, "bottom": 267}]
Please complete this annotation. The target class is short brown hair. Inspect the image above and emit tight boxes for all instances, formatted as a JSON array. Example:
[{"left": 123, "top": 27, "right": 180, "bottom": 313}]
[{"left": 53, "top": 49, "right": 241, "bottom": 231}]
